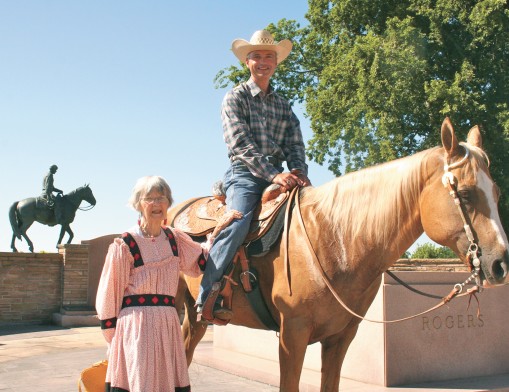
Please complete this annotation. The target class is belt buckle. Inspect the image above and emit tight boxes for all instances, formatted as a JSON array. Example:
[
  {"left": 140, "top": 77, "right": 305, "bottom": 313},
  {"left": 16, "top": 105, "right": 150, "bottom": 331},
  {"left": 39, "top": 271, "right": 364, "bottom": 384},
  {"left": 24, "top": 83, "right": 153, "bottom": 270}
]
[{"left": 265, "top": 155, "right": 278, "bottom": 166}]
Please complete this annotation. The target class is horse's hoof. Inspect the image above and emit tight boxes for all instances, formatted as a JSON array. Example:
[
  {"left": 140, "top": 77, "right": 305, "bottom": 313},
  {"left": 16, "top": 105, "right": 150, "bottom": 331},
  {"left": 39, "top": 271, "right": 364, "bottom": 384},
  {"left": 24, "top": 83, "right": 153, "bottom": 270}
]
[{"left": 11, "top": 249, "right": 18, "bottom": 253}]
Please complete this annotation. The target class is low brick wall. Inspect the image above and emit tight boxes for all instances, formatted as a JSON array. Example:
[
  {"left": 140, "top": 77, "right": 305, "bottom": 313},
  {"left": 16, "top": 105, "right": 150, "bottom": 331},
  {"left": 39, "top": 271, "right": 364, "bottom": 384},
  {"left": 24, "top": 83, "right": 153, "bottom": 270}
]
[
  {"left": 61, "top": 245, "right": 90, "bottom": 308},
  {"left": 0, "top": 252, "right": 62, "bottom": 325},
  {"left": 0, "top": 244, "right": 94, "bottom": 325},
  {"left": 392, "top": 258, "right": 465, "bottom": 272},
  {"left": 0, "top": 244, "right": 465, "bottom": 327}
]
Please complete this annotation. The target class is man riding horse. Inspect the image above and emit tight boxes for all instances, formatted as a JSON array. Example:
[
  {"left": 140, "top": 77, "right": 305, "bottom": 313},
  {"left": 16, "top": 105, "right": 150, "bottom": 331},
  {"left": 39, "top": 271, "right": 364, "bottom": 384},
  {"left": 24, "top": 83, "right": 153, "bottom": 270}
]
[
  {"left": 41, "top": 164, "right": 63, "bottom": 208},
  {"left": 195, "top": 30, "right": 312, "bottom": 322}
]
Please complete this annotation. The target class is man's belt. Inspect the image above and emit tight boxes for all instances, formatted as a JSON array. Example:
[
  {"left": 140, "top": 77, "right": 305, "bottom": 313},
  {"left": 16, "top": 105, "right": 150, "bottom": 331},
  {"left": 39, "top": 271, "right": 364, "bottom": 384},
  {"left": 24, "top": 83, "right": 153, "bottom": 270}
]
[
  {"left": 264, "top": 155, "right": 283, "bottom": 167},
  {"left": 230, "top": 155, "right": 284, "bottom": 168}
]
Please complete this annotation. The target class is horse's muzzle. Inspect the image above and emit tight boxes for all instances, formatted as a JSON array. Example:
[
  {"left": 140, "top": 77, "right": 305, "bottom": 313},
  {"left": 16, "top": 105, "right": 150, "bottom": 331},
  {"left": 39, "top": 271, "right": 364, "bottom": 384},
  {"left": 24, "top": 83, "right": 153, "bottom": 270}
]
[{"left": 483, "top": 250, "right": 509, "bottom": 286}]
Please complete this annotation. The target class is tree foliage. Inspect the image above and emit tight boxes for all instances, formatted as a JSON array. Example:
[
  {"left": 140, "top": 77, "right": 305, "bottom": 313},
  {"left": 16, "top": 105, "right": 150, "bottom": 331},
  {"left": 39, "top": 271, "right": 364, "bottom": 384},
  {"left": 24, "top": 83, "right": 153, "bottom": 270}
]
[
  {"left": 410, "top": 243, "right": 457, "bottom": 259},
  {"left": 215, "top": 1, "right": 509, "bottom": 230}
]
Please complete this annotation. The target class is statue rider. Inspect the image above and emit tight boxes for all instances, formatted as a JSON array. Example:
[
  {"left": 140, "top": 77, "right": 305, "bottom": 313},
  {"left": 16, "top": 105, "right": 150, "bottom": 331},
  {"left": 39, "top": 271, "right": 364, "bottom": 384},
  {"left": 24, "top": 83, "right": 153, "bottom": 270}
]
[{"left": 42, "top": 164, "right": 63, "bottom": 208}]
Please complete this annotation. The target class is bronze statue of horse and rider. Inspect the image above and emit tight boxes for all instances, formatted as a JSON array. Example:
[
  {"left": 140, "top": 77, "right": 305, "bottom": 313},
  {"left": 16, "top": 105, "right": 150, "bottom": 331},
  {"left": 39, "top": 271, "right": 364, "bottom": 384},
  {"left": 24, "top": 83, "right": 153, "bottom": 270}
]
[
  {"left": 9, "top": 184, "right": 96, "bottom": 253},
  {"left": 169, "top": 118, "right": 509, "bottom": 392}
]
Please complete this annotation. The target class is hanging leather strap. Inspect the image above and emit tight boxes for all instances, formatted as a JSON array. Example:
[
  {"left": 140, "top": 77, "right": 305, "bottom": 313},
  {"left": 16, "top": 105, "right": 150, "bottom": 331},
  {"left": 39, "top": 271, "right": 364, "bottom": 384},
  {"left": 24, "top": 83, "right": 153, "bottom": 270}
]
[{"left": 282, "top": 186, "right": 299, "bottom": 296}]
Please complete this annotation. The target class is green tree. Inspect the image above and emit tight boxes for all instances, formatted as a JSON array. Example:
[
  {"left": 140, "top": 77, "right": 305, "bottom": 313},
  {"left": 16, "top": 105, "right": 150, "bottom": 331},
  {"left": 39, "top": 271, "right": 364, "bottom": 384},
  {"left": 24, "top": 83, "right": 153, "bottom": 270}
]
[
  {"left": 215, "top": 1, "right": 509, "bottom": 231},
  {"left": 410, "top": 243, "right": 457, "bottom": 259}
]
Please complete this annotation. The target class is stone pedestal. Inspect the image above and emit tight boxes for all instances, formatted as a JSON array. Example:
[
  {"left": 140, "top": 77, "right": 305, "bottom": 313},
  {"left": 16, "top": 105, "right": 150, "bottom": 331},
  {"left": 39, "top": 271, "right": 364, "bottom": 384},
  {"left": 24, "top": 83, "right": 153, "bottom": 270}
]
[
  {"left": 214, "top": 269, "right": 509, "bottom": 386},
  {"left": 52, "top": 305, "right": 100, "bottom": 327}
]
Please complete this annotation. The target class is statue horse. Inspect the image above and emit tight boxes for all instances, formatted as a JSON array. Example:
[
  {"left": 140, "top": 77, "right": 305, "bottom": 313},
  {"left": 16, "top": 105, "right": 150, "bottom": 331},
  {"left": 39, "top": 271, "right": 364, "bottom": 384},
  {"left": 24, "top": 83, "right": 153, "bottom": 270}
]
[
  {"left": 173, "top": 118, "right": 509, "bottom": 391},
  {"left": 9, "top": 184, "right": 96, "bottom": 252}
]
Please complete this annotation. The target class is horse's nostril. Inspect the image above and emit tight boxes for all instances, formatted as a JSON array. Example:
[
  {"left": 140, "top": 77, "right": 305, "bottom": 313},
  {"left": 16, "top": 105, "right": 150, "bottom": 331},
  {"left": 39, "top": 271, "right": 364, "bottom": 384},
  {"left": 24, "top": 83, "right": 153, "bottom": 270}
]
[{"left": 492, "top": 258, "right": 508, "bottom": 280}]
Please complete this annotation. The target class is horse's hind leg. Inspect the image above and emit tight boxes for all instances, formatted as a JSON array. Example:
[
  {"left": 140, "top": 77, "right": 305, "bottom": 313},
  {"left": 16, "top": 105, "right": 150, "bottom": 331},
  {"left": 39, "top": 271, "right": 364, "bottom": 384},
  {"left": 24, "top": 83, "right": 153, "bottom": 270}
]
[
  {"left": 320, "top": 324, "right": 360, "bottom": 392},
  {"left": 21, "top": 233, "right": 34, "bottom": 253},
  {"left": 18, "top": 224, "right": 34, "bottom": 252},
  {"left": 10, "top": 234, "right": 18, "bottom": 252}
]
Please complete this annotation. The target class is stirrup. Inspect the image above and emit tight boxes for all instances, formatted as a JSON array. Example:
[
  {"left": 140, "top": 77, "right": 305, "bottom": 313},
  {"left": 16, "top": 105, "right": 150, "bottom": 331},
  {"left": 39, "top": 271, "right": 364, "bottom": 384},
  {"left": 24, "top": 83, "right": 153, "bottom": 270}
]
[{"left": 200, "top": 281, "right": 233, "bottom": 326}]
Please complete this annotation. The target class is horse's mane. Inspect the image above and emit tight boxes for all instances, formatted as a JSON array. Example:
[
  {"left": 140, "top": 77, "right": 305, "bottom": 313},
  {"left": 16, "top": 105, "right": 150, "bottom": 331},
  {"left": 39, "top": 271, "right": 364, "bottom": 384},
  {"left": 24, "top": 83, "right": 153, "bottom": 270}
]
[
  {"left": 304, "top": 142, "right": 489, "bottom": 250},
  {"left": 303, "top": 148, "right": 437, "bottom": 247}
]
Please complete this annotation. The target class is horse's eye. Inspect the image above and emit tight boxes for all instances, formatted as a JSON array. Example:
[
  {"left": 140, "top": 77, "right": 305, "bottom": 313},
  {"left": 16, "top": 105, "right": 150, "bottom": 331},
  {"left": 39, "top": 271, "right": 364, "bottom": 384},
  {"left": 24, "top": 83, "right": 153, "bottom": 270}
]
[
  {"left": 458, "top": 189, "right": 471, "bottom": 203},
  {"left": 458, "top": 188, "right": 476, "bottom": 211}
]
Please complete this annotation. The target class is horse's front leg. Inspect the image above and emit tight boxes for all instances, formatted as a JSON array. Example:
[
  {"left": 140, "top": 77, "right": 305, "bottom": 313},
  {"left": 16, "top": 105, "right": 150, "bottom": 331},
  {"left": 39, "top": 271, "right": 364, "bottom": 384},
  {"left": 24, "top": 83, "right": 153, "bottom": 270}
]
[
  {"left": 320, "top": 323, "right": 360, "bottom": 392},
  {"left": 66, "top": 226, "right": 74, "bottom": 244},
  {"left": 278, "top": 315, "right": 312, "bottom": 392},
  {"left": 57, "top": 225, "right": 67, "bottom": 248},
  {"left": 22, "top": 234, "right": 34, "bottom": 253},
  {"left": 19, "top": 227, "right": 34, "bottom": 253},
  {"left": 56, "top": 224, "right": 74, "bottom": 247}
]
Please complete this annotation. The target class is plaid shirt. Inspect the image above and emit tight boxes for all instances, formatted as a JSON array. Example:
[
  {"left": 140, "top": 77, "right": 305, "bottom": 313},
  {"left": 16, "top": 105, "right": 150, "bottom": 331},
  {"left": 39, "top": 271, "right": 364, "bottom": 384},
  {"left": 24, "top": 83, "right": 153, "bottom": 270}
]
[{"left": 221, "top": 79, "right": 308, "bottom": 182}]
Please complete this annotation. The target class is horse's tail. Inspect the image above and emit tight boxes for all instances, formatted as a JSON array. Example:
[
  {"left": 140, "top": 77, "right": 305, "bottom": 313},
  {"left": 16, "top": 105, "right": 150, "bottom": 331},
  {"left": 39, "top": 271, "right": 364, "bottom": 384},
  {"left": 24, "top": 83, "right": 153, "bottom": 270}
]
[{"left": 9, "top": 202, "right": 22, "bottom": 239}]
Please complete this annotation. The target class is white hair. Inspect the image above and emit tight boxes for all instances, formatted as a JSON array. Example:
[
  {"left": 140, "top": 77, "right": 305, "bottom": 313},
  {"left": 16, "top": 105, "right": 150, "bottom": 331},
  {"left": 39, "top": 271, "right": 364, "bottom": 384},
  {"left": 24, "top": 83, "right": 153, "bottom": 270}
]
[{"left": 128, "top": 176, "right": 174, "bottom": 212}]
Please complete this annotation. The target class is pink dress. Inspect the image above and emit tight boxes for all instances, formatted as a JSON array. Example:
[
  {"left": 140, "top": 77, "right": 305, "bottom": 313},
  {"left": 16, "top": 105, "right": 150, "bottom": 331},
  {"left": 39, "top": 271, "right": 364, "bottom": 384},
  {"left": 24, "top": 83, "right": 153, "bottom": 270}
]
[{"left": 96, "top": 226, "right": 204, "bottom": 392}]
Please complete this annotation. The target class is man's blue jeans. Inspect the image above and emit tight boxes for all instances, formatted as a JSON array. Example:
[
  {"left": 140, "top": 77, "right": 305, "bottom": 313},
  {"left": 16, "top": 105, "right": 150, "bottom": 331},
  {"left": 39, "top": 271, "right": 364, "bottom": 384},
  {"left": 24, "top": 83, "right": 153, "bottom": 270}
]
[{"left": 197, "top": 161, "right": 274, "bottom": 306}]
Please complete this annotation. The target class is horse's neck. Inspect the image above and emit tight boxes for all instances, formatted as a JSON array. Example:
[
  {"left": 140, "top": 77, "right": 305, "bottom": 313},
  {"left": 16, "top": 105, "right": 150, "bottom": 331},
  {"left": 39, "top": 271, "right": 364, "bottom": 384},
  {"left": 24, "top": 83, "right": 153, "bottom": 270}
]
[
  {"left": 64, "top": 188, "right": 83, "bottom": 204},
  {"left": 305, "top": 151, "right": 434, "bottom": 262}
]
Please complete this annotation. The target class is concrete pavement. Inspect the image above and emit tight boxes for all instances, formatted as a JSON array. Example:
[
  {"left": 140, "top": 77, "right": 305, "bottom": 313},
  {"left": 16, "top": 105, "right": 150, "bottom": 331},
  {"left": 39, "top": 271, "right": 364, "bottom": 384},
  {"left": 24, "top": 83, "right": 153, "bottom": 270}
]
[{"left": 0, "top": 324, "right": 508, "bottom": 391}]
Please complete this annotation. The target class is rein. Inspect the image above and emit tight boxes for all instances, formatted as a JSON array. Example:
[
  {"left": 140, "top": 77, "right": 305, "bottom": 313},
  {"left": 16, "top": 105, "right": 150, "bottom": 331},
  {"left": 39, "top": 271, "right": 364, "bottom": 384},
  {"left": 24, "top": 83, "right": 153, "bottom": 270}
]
[
  {"left": 79, "top": 204, "right": 95, "bottom": 211},
  {"left": 385, "top": 270, "right": 443, "bottom": 299},
  {"left": 286, "top": 145, "right": 483, "bottom": 323}
]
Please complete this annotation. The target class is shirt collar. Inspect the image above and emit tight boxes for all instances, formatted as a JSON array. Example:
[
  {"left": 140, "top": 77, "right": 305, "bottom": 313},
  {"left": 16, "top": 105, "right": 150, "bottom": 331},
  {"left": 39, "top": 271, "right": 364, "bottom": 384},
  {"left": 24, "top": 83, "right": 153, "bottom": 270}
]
[{"left": 247, "top": 78, "right": 273, "bottom": 97}]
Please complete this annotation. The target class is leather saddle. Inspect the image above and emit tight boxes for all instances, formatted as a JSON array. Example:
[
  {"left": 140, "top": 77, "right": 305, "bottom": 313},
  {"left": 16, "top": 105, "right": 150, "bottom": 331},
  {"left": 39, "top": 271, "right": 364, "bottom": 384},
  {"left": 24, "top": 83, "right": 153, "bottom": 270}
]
[
  {"left": 36, "top": 196, "right": 54, "bottom": 209},
  {"left": 168, "top": 184, "right": 289, "bottom": 328},
  {"left": 169, "top": 184, "right": 289, "bottom": 244}
]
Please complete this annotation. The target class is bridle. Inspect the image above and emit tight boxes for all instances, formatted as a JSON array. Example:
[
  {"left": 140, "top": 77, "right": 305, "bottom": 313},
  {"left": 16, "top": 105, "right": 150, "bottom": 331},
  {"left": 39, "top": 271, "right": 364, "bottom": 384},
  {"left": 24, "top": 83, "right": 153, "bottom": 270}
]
[
  {"left": 284, "top": 147, "right": 483, "bottom": 324},
  {"left": 442, "top": 145, "right": 483, "bottom": 291}
]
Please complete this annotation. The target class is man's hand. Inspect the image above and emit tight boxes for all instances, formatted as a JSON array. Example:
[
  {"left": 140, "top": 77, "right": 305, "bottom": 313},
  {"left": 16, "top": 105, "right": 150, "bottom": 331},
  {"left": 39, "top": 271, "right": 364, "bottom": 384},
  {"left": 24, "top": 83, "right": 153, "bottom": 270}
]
[
  {"left": 291, "top": 169, "right": 312, "bottom": 187},
  {"left": 272, "top": 170, "right": 311, "bottom": 192}
]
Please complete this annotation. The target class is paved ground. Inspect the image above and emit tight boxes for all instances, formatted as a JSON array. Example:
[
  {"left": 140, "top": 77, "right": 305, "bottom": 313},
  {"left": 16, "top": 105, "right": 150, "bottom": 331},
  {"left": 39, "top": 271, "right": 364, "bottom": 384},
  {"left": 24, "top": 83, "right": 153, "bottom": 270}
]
[
  {"left": 0, "top": 324, "right": 508, "bottom": 392},
  {"left": 0, "top": 324, "right": 277, "bottom": 392}
]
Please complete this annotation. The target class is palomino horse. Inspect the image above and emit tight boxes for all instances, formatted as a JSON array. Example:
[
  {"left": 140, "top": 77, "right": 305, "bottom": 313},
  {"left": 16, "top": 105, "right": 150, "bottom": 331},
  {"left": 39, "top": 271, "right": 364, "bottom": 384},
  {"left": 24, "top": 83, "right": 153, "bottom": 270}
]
[
  {"left": 9, "top": 184, "right": 96, "bottom": 252},
  {"left": 174, "top": 118, "right": 508, "bottom": 392}
]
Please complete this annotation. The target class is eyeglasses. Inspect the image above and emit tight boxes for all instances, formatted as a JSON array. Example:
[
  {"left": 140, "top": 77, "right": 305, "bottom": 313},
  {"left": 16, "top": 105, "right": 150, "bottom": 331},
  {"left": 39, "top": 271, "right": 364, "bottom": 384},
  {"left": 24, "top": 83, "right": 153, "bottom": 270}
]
[{"left": 141, "top": 196, "right": 168, "bottom": 204}]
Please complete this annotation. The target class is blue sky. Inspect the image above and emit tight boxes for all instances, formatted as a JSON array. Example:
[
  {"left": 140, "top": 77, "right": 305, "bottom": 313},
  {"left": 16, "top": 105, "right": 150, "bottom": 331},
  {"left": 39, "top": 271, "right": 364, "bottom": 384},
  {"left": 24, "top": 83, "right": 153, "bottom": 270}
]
[{"left": 0, "top": 1, "right": 428, "bottom": 252}]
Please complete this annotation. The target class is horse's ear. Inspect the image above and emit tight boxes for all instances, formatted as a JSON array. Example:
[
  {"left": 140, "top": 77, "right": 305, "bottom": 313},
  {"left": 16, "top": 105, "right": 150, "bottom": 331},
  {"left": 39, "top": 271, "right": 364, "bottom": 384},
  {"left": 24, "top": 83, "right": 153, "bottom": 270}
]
[
  {"left": 441, "top": 117, "right": 460, "bottom": 158},
  {"left": 467, "top": 125, "right": 483, "bottom": 149}
]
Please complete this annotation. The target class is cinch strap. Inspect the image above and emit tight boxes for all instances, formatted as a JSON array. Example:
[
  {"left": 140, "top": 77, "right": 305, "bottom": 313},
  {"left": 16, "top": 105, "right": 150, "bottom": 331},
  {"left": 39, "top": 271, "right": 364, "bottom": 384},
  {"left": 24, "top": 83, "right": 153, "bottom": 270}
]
[{"left": 121, "top": 294, "right": 176, "bottom": 309}]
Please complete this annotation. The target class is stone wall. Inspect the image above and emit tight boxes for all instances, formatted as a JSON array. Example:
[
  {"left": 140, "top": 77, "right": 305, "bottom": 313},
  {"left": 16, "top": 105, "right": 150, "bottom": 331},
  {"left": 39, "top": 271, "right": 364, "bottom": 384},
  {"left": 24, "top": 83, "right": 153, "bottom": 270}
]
[
  {"left": 61, "top": 245, "right": 90, "bottom": 308},
  {"left": 0, "top": 243, "right": 97, "bottom": 325},
  {"left": 0, "top": 252, "right": 62, "bottom": 324},
  {"left": 0, "top": 246, "right": 466, "bottom": 327}
]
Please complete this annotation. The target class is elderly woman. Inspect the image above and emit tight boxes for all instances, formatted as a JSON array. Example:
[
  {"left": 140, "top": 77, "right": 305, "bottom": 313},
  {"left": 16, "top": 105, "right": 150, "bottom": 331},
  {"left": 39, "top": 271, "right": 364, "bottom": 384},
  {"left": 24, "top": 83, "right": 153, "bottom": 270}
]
[{"left": 96, "top": 176, "right": 239, "bottom": 392}]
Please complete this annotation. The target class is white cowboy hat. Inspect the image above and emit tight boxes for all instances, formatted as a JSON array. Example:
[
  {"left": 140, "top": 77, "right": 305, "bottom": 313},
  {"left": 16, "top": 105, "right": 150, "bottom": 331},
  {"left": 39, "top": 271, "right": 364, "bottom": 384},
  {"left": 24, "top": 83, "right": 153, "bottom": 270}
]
[{"left": 231, "top": 30, "right": 292, "bottom": 64}]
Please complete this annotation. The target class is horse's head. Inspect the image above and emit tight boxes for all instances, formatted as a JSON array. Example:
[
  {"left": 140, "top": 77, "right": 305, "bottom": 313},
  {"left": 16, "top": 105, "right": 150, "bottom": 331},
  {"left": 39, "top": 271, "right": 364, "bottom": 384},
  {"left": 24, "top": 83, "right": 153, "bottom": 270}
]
[
  {"left": 78, "top": 184, "right": 97, "bottom": 207},
  {"left": 420, "top": 118, "right": 509, "bottom": 286}
]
